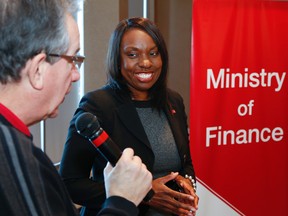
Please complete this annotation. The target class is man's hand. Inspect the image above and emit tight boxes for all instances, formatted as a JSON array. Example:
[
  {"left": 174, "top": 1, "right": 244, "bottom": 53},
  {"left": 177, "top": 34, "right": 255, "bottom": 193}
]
[{"left": 104, "top": 148, "right": 152, "bottom": 206}]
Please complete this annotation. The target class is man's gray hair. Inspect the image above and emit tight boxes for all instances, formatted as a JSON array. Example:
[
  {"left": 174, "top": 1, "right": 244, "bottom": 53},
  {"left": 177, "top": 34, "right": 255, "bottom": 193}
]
[{"left": 0, "top": 0, "right": 82, "bottom": 84}]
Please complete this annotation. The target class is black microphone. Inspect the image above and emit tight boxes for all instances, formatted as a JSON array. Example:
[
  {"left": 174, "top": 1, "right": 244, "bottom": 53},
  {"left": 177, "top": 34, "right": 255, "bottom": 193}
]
[
  {"left": 75, "top": 112, "right": 154, "bottom": 202},
  {"left": 75, "top": 112, "right": 121, "bottom": 166}
]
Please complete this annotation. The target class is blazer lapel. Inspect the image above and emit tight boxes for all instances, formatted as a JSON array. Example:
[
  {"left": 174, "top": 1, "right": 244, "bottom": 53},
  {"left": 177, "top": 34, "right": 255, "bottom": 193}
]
[
  {"left": 164, "top": 104, "right": 185, "bottom": 155},
  {"left": 116, "top": 103, "right": 151, "bottom": 148}
]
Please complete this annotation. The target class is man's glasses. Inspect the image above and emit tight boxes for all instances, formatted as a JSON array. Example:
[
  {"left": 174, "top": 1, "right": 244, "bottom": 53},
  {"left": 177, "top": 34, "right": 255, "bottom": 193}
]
[{"left": 48, "top": 53, "right": 85, "bottom": 69}]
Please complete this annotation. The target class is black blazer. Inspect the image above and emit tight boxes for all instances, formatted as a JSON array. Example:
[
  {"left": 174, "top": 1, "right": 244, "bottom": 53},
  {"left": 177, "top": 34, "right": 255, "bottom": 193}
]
[{"left": 59, "top": 85, "right": 195, "bottom": 216}]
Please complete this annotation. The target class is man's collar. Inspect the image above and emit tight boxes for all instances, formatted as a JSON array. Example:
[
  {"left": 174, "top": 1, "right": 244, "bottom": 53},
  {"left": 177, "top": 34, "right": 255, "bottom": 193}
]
[{"left": 0, "top": 103, "right": 31, "bottom": 136}]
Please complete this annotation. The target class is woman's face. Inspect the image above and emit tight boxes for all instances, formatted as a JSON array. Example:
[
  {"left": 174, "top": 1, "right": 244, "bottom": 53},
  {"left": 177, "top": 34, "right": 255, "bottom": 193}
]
[{"left": 120, "top": 29, "right": 162, "bottom": 100}]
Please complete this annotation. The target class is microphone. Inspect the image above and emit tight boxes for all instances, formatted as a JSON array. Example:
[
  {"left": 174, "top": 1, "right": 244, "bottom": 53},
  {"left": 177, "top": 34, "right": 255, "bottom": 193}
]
[
  {"left": 75, "top": 112, "right": 121, "bottom": 166},
  {"left": 75, "top": 112, "right": 154, "bottom": 202}
]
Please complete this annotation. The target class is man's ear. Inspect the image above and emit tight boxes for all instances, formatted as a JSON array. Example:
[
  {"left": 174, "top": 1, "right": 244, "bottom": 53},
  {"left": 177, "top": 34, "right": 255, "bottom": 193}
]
[{"left": 27, "top": 53, "right": 48, "bottom": 90}]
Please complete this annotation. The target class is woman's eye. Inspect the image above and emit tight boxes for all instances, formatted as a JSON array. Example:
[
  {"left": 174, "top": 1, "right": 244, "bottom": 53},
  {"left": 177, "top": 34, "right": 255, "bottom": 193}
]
[
  {"left": 127, "top": 53, "right": 137, "bottom": 58},
  {"left": 150, "top": 51, "right": 159, "bottom": 56}
]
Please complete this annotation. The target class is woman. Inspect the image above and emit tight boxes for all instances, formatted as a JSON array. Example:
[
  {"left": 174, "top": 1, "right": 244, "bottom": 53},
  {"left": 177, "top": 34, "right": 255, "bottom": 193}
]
[{"left": 59, "top": 17, "right": 198, "bottom": 216}]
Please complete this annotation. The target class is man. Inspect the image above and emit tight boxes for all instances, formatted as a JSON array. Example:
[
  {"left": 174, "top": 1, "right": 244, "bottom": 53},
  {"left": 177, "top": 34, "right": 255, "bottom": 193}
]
[{"left": 0, "top": 0, "right": 152, "bottom": 215}]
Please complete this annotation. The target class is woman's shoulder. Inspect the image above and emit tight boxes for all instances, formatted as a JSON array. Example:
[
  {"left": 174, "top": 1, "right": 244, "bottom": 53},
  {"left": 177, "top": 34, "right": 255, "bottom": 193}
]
[
  {"left": 79, "top": 85, "right": 130, "bottom": 111},
  {"left": 84, "top": 85, "right": 112, "bottom": 98},
  {"left": 167, "top": 88, "right": 183, "bottom": 101},
  {"left": 82, "top": 85, "right": 121, "bottom": 105}
]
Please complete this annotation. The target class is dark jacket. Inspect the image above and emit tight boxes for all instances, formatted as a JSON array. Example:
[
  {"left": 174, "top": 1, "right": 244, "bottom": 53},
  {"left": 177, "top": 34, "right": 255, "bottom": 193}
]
[
  {"left": 0, "top": 104, "right": 139, "bottom": 216},
  {"left": 0, "top": 110, "right": 78, "bottom": 216},
  {"left": 59, "top": 85, "right": 195, "bottom": 216}
]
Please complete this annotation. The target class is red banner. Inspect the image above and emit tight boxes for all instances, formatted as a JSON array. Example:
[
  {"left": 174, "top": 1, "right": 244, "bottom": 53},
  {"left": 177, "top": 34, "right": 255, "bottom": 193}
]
[{"left": 190, "top": 1, "right": 288, "bottom": 215}]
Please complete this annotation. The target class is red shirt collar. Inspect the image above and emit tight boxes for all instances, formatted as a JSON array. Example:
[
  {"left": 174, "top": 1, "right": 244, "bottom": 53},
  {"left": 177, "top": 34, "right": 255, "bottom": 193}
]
[{"left": 0, "top": 103, "right": 31, "bottom": 137}]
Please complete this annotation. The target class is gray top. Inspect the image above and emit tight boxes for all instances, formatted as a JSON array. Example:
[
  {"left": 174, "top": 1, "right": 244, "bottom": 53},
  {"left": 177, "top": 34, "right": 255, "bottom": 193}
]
[{"left": 135, "top": 101, "right": 181, "bottom": 216}]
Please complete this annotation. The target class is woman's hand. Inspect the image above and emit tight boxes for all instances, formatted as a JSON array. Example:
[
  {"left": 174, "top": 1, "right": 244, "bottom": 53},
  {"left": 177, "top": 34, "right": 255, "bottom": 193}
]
[
  {"left": 175, "top": 175, "right": 199, "bottom": 215},
  {"left": 144, "top": 172, "right": 197, "bottom": 216}
]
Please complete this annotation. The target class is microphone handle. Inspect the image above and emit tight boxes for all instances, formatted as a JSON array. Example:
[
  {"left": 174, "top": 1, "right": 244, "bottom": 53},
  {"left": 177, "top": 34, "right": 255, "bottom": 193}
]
[
  {"left": 94, "top": 138, "right": 122, "bottom": 167},
  {"left": 89, "top": 130, "right": 155, "bottom": 202},
  {"left": 143, "top": 189, "right": 155, "bottom": 202}
]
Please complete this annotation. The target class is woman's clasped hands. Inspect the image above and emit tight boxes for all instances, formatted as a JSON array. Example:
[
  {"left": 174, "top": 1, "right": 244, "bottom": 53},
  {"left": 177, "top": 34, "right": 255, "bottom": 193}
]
[{"left": 144, "top": 172, "right": 199, "bottom": 216}]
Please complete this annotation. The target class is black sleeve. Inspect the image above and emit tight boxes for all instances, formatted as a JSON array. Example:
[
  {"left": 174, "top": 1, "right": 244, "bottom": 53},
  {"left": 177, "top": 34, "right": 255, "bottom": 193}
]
[
  {"left": 59, "top": 89, "right": 119, "bottom": 212},
  {"left": 59, "top": 108, "right": 107, "bottom": 211},
  {"left": 97, "top": 196, "right": 139, "bottom": 216}
]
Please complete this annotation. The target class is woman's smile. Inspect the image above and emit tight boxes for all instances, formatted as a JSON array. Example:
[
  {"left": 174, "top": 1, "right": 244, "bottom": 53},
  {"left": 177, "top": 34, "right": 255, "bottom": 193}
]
[{"left": 134, "top": 72, "right": 154, "bottom": 82}]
